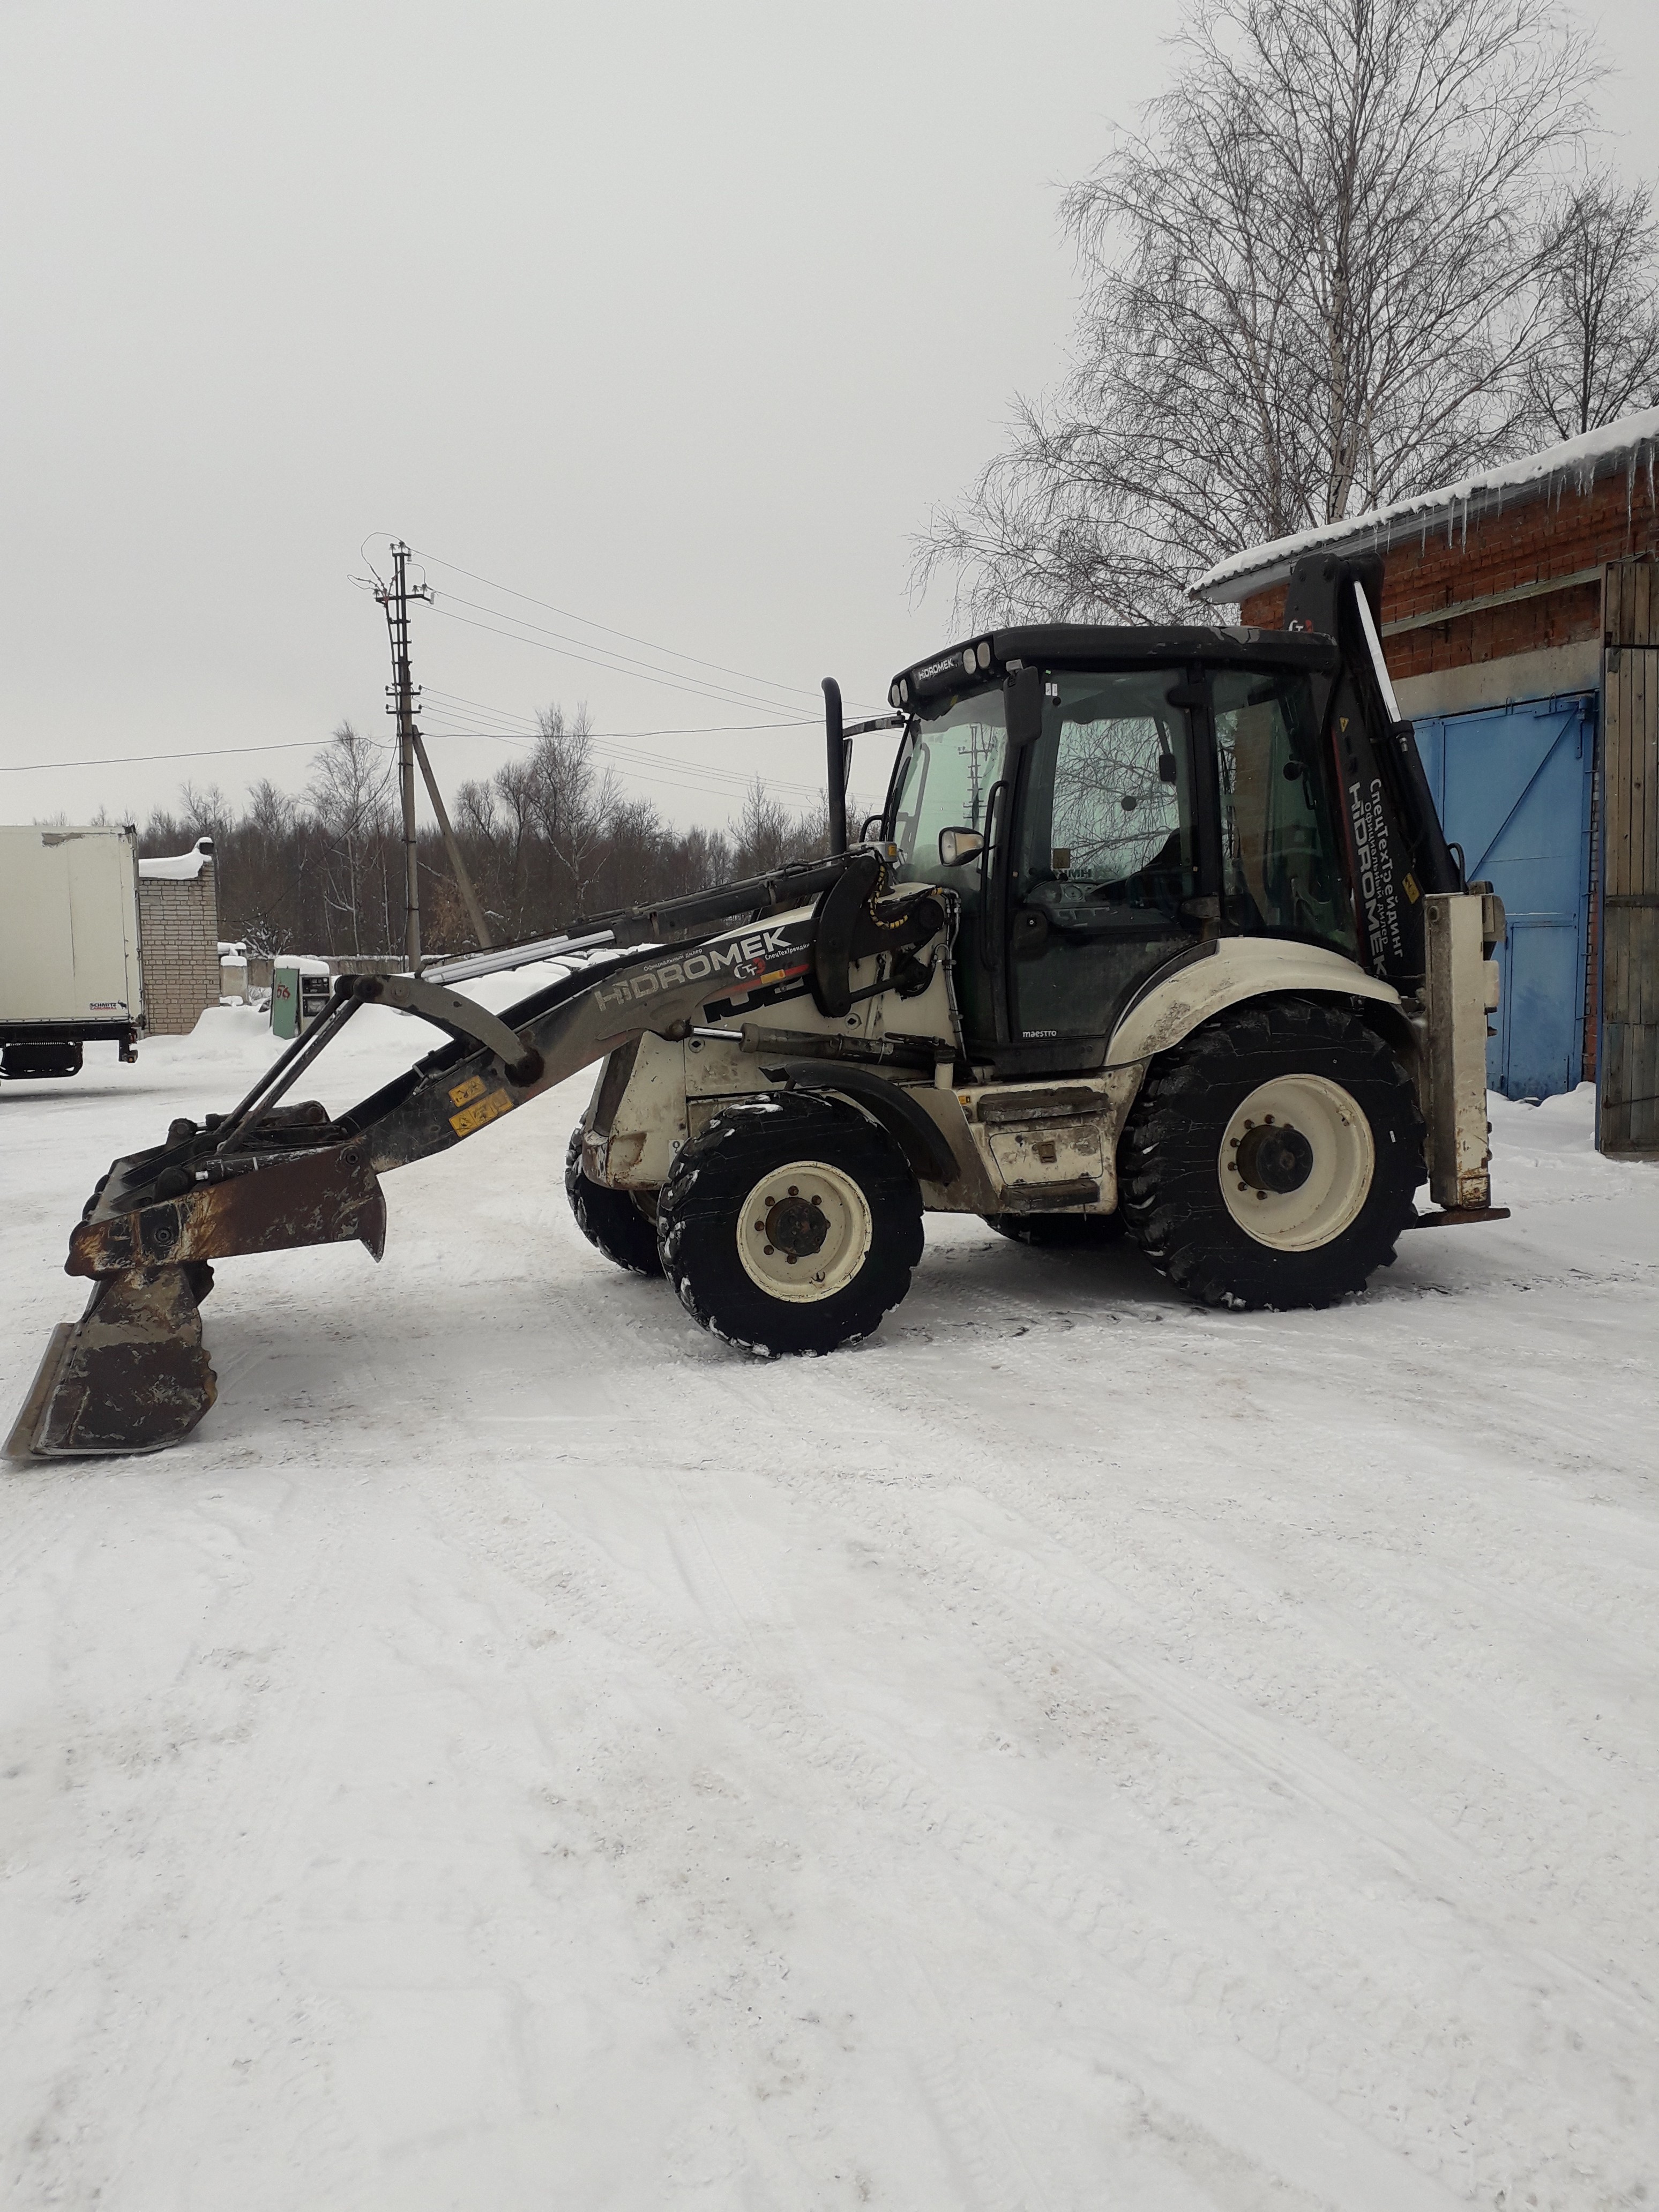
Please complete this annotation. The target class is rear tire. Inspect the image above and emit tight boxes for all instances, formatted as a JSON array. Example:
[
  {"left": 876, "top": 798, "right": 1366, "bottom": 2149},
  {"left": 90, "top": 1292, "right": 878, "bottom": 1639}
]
[
  {"left": 1118, "top": 996, "right": 1422, "bottom": 1310},
  {"left": 564, "top": 1124, "right": 663, "bottom": 1276},
  {"left": 656, "top": 1095, "right": 923, "bottom": 1355}
]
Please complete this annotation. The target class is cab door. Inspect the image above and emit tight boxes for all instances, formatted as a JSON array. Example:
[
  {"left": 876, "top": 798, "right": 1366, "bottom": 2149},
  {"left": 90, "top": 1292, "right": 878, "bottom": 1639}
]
[
  {"left": 1006, "top": 668, "right": 1201, "bottom": 1058},
  {"left": 884, "top": 686, "right": 1010, "bottom": 1053}
]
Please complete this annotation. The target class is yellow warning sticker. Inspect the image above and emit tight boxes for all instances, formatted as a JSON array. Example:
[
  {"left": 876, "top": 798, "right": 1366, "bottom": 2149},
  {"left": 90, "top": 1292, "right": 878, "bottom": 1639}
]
[
  {"left": 449, "top": 1074, "right": 487, "bottom": 1109},
  {"left": 450, "top": 1088, "right": 514, "bottom": 1137},
  {"left": 1403, "top": 872, "right": 1421, "bottom": 903}
]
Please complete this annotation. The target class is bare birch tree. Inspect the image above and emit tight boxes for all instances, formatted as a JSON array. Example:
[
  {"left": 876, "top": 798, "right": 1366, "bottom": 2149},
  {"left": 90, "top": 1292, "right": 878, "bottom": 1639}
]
[
  {"left": 730, "top": 776, "right": 795, "bottom": 875},
  {"left": 1522, "top": 175, "right": 1659, "bottom": 439},
  {"left": 306, "top": 721, "right": 394, "bottom": 955},
  {"left": 528, "top": 703, "right": 622, "bottom": 920},
  {"left": 916, "top": 0, "right": 1595, "bottom": 622}
]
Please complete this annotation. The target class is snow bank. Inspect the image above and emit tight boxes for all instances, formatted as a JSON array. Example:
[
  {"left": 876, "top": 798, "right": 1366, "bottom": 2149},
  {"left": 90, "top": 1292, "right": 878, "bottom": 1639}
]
[{"left": 138, "top": 837, "right": 215, "bottom": 880}]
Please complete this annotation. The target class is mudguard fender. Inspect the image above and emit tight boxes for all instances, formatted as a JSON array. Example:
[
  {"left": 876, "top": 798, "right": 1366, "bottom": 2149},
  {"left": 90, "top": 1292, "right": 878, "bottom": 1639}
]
[
  {"left": 1109, "top": 939, "right": 1403, "bottom": 1078},
  {"left": 758, "top": 1059, "right": 961, "bottom": 1187}
]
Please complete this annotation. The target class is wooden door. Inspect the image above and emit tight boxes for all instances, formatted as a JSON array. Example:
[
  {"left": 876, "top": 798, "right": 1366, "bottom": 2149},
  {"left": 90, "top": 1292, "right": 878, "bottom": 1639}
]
[{"left": 1601, "top": 561, "right": 1659, "bottom": 1154}]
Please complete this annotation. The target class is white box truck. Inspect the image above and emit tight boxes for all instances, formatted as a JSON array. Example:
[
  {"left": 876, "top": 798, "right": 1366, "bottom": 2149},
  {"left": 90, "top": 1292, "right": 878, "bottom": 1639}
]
[{"left": 0, "top": 825, "right": 144, "bottom": 1079}]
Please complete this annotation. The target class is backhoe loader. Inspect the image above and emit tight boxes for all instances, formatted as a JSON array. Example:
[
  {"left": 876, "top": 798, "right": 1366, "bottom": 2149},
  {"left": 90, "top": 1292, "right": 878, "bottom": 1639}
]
[{"left": 6, "top": 556, "right": 1506, "bottom": 1460}]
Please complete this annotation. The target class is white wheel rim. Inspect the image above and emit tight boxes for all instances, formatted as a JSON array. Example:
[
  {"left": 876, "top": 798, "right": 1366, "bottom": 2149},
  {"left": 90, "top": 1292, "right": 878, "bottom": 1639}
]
[
  {"left": 1219, "top": 1074, "right": 1374, "bottom": 1252},
  {"left": 736, "top": 1160, "right": 873, "bottom": 1303}
]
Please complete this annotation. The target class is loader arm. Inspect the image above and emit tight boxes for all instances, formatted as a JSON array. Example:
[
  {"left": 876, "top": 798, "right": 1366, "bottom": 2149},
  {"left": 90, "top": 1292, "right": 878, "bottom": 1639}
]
[{"left": 9, "top": 854, "right": 948, "bottom": 1461}]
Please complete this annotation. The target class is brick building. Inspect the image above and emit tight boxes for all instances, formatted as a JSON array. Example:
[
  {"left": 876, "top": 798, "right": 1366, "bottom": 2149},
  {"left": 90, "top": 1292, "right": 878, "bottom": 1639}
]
[
  {"left": 1196, "top": 407, "right": 1659, "bottom": 1155},
  {"left": 137, "top": 838, "right": 222, "bottom": 1035}
]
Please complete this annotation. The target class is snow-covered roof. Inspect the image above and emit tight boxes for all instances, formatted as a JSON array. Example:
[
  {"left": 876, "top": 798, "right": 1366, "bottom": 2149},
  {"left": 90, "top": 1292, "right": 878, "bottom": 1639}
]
[
  {"left": 138, "top": 836, "right": 215, "bottom": 880},
  {"left": 1193, "top": 407, "right": 1659, "bottom": 603}
]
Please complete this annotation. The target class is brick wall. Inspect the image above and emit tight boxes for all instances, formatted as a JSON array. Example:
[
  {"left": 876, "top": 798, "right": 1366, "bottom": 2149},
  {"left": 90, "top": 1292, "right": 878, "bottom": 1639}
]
[
  {"left": 1235, "top": 470, "right": 1659, "bottom": 1093},
  {"left": 138, "top": 863, "right": 221, "bottom": 1035},
  {"left": 1238, "top": 466, "right": 1659, "bottom": 677}
]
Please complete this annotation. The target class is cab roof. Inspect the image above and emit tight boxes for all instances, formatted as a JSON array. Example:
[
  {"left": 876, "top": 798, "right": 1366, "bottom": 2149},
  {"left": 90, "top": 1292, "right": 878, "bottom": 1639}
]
[{"left": 890, "top": 622, "right": 1338, "bottom": 711}]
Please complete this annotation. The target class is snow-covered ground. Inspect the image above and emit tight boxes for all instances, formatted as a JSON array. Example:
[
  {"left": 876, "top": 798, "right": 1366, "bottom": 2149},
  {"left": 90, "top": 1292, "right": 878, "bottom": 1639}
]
[{"left": 3, "top": 1002, "right": 1656, "bottom": 2211}]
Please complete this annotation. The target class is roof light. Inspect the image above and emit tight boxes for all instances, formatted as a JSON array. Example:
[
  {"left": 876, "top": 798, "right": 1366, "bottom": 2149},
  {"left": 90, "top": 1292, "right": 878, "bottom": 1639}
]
[
  {"left": 976, "top": 641, "right": 991, "bottom": 669},
  {"left": 888, "top": 682, "right": 900, "bottom": 707},
  {"left": 961, "top": 648, "right": 975, "bottom": 675}
]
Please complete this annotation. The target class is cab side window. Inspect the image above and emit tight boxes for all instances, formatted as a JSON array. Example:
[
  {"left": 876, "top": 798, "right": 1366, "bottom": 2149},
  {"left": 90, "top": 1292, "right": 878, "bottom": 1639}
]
[
  {"left": 1017, "top": 671, "right": 1196, "bottom": 921},
  {"left": 1210, "top": 670, "right": 1358, "bottom": 957}
]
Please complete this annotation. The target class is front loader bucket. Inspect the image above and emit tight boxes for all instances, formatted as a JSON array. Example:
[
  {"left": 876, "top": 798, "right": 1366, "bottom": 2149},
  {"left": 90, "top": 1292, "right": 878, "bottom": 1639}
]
[
  {"left": 7, "top": 1132, "right": 385, "bottom": 1463},
  {"left": 4, "top": 1267, "right": 216, "bottom": 1461}
]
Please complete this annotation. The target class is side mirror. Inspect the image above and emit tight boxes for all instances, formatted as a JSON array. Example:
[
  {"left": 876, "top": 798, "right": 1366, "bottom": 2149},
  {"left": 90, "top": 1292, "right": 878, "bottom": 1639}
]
[
  {"left": 1004, "top": 665, "right": 1046, "bottom": 748},
  {"left": 938, "top": 826, "right": 985, "bottom": 868}
]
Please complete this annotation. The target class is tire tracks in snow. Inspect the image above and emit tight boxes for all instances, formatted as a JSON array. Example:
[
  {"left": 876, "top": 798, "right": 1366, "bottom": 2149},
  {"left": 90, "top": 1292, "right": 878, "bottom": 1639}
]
[
  {"left": 678, "top": 1320, "right": 1657, "bottom": 2209},
  {"left": 2, "top": 1464, "right": 380, "bottom": 2211},
  {"left": 416, "top": 1389, "right": 1464, "bottom": 2212}
]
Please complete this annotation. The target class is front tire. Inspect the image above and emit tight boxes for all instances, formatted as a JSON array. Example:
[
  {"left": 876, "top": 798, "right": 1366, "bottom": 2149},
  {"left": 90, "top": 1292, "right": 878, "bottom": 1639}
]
[
  {"left": 564, "top": 1124, "right": 663, "bottom": 1276},
  {"left": 656, "top": 1096, "right": 923, "bottom": 1355},
  {"left": 1118, "top": 996, "right": 1422, "bottom": 1310}
]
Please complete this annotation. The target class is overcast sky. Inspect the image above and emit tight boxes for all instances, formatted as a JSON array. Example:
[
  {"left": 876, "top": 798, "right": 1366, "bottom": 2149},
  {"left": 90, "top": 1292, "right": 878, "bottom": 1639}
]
[{"left": 3, "top": 1, "right": 1654, "bottom": 837}]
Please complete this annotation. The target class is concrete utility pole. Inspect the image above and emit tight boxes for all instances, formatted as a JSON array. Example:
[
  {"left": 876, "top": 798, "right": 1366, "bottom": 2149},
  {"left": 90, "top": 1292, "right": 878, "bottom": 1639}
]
[{"left": 375, "top": 542, "right": 492, "bottom": 968}]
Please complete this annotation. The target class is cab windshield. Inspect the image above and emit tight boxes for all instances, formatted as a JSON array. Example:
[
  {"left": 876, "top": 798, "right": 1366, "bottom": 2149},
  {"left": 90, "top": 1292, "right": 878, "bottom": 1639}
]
[{"left": 887, "top": 687, "right": 1006, "bottom": 887}]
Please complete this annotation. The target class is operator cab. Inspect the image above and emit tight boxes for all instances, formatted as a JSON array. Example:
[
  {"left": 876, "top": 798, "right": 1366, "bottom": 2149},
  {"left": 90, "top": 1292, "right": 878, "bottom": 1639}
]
[{"left": 881, "top": 626, "right": 1361, "bottom": 1075}]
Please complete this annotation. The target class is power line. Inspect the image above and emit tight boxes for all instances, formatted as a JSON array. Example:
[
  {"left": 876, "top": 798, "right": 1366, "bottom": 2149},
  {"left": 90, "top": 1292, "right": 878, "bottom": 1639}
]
[
  {"left": 0, "top": 712, "right": 821, "bottom": 776},
  {"left": 410, "top": 545, "right": 856, "bottom": 712},
  {"left": 427, "top": 600, "right": 829, "bottom": 719},
  {"left": 589, "top": 748, "right": 819, "bottom": 799},
  {"left": 415, "top": 721, "right": 821, "bottom": 794},
  {"left": 420, "top": 686, "right": 816, "bottom": 739},
  {"left": 422, "top": 716, "right": 821, "bottom": 802},
  {"left": 0, "top": 736, "right": 361, "bottom": 774},
  {"left": 415, "top": 696, "right": 824, "bottom": 800},
  {"left": 432, "top": 588, "right": 810, "bottom": 717},
  {"left": 407, "top": 690, "right": 819, "bottom": 742}
]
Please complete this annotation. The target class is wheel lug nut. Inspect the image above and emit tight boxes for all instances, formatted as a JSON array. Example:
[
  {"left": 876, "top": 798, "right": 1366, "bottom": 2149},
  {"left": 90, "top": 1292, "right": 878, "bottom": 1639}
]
[
  {"left": 788, "top": 1185, "right": 799, "bottom": 1197},
  {"left": 764, "top": 1243, "right": 774, "bottom": 1256}
]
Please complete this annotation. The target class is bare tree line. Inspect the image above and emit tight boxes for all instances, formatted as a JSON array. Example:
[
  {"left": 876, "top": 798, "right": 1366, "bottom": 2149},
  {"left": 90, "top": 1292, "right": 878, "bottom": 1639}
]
[
  {"left": 916, "top": 0, "right": 1659, "bottom": 623},
  {"left": 134, "top": 709, "right": 842, "bottom": 959}
]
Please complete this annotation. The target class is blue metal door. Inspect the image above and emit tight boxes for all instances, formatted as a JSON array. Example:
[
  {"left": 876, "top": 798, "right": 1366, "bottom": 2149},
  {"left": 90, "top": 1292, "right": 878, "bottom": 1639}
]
[{"left": 1412, "top": 694, "right": 1596, "bottom": 1100}]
